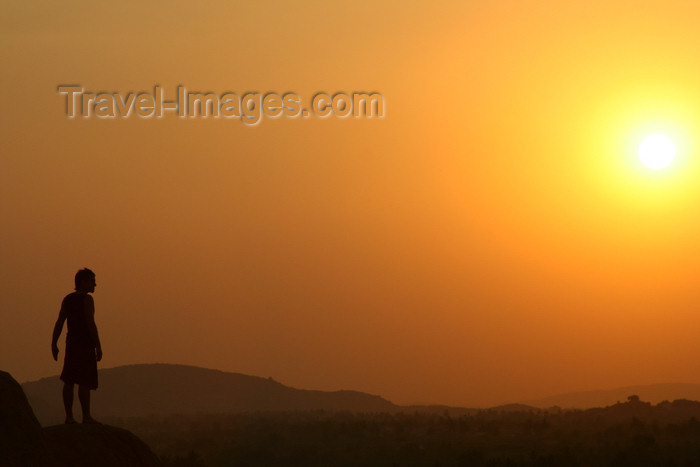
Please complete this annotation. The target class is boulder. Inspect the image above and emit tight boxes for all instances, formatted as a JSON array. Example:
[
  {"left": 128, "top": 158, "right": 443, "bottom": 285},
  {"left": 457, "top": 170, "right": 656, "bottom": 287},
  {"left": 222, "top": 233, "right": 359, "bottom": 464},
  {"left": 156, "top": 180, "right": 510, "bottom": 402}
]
[
  {"left": 44, "top": 423, "right": 161, "bottom": 467},
  {"left": 0, "top": 370, "right": 55, "bottom": 466},
  {"left": 0, "top": 370, "right": 160, "bottom": 467}
]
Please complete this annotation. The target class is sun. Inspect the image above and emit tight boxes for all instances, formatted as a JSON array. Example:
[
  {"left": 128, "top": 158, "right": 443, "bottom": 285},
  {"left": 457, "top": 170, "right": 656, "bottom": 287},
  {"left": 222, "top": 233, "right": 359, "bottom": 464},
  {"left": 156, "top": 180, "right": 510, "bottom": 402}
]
[{"left": 638, "top": 134, "right": 676, "bottom": 169}]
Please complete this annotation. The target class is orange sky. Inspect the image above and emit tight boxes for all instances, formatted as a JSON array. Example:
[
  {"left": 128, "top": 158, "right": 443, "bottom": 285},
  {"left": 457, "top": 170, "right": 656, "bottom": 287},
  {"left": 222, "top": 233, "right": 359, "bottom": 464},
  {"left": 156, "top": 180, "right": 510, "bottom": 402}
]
[{"left": 3, "top": 0, "right": 700, "bottom": 407}]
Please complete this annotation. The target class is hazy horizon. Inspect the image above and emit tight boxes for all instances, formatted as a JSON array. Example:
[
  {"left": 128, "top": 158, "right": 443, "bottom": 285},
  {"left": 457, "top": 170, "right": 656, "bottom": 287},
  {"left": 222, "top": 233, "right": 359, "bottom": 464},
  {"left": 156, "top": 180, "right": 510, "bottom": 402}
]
[
  {"left": 4, "top": 1, "right": 700, "bottom": 409},
  {"left": 18, "top": 362, "right": 700, "bottom": 410}
]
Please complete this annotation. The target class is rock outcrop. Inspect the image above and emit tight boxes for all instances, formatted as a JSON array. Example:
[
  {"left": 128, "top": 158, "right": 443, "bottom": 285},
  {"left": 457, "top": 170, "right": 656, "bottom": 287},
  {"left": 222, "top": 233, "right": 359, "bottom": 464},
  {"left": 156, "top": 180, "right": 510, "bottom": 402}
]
[
  {"left": 43, "top": 423, "right": 161, "bottom": 467},
  {"left": 0, "top": 370, "right": 160, "bottom": 467},
  {"left": 0, "top": 370, "right": 55, "bottom": 466}
]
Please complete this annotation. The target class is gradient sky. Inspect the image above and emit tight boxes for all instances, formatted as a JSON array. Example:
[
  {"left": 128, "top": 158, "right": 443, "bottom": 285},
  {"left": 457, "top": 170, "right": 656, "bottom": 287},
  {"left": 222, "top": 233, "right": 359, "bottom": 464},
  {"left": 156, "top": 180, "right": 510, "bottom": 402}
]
[{"left": 3, "top": 0, "right": 700, "bottom": 407}]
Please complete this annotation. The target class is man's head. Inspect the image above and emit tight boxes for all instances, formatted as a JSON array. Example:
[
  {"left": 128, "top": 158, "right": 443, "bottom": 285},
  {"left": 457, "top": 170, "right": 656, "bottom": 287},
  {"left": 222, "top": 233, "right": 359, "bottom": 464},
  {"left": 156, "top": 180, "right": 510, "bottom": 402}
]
[{"left": 74, "top": 268, "right": 96, "bottom": 293}]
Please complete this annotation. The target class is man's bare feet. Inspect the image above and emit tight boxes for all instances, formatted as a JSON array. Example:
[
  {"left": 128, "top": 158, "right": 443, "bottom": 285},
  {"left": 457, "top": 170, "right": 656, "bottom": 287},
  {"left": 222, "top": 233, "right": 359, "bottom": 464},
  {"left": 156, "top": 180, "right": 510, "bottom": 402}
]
[
  {"left": 64, "top": 418, "right": 77, "bottom": 424},
  {"left": 82, "top": 417, "right": 100, "bottom": 424}
]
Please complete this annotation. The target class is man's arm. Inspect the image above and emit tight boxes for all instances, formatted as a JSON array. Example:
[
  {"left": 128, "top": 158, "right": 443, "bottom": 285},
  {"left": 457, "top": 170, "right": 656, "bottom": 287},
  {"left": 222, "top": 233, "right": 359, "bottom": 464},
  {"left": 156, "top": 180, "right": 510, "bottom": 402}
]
[
  {"left": 51, "top": 304, "right": 67, "bottom": 361},
  {"left": 83, "top": 294, "right": 102, "bottom": 361}
]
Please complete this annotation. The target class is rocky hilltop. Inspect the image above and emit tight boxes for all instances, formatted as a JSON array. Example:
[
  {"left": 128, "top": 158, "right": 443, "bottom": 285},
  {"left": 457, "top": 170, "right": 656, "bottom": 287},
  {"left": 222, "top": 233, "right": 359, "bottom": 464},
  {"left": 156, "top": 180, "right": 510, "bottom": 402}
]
[{"left": 0, "top": 370, "right": 160, "bottom": 467}]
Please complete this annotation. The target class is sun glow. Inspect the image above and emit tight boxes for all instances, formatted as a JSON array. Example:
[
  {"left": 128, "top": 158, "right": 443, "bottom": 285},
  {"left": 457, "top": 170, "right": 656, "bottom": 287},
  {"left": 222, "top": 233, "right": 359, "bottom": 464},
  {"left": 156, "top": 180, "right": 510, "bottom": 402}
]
[{"left": 638, "top": 134, "right": 676, "bottom": 169}]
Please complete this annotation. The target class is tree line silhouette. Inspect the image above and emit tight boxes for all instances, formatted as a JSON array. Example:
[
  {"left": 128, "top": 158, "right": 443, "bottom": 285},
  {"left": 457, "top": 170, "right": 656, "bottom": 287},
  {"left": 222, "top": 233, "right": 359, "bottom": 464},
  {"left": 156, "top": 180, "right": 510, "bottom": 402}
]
[{"left": 107, "top": 396, "right": 700, "bottom": 466}]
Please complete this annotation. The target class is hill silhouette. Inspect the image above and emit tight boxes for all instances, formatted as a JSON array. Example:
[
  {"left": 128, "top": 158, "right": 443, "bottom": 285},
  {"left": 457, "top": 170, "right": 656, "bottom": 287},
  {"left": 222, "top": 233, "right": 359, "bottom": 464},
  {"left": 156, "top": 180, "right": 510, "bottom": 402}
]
[
  {"left": 0, "top": 370, "right": 160, "bottom": 467},
  {"left": 23, "top": 364, "right": 399, "bottom": 425},
  {"left": 25, "top": 363, "right": 700, "bottom": 427},
  {"left": 521, "top": 383, "right": 700, "bottom": 409}
]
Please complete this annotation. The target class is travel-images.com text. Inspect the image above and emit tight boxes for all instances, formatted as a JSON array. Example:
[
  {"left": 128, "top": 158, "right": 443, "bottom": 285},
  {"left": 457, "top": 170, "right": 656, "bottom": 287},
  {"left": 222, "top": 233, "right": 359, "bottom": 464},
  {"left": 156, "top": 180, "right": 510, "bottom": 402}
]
[{"left": 58, "top": 85, "right": 385, "bottom": 125}]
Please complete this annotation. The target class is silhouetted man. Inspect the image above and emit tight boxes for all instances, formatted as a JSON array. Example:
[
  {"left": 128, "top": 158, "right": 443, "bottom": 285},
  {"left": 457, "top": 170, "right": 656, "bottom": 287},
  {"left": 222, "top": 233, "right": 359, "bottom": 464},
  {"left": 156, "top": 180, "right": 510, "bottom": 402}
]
[{"left": 51, "top": 268, "right": 102, "bottom": 424}]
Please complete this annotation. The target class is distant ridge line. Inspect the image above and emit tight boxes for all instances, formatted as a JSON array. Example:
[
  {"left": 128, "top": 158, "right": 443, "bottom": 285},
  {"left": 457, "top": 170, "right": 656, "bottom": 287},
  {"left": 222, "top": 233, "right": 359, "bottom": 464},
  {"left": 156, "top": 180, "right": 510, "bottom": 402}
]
[
  {"left": 23, "top": 363, "right": 700, "bottom": 422},
  {"left": 521, "top": 382, "right": 700, "bottom": 409},
  {"left": 22, "top": 363, "right": 400, "bottom": 425}
]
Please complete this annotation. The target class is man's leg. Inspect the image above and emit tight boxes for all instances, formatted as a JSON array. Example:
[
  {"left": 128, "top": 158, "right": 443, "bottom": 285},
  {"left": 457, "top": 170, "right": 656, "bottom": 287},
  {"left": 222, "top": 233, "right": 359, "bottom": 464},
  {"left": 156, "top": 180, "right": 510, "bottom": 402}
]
[
  {"left": 78, "top": 385, "right": 98, "bottom": 423},
  {"left": 62, "top": 383, "right": 76, "bottom": 423}
]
